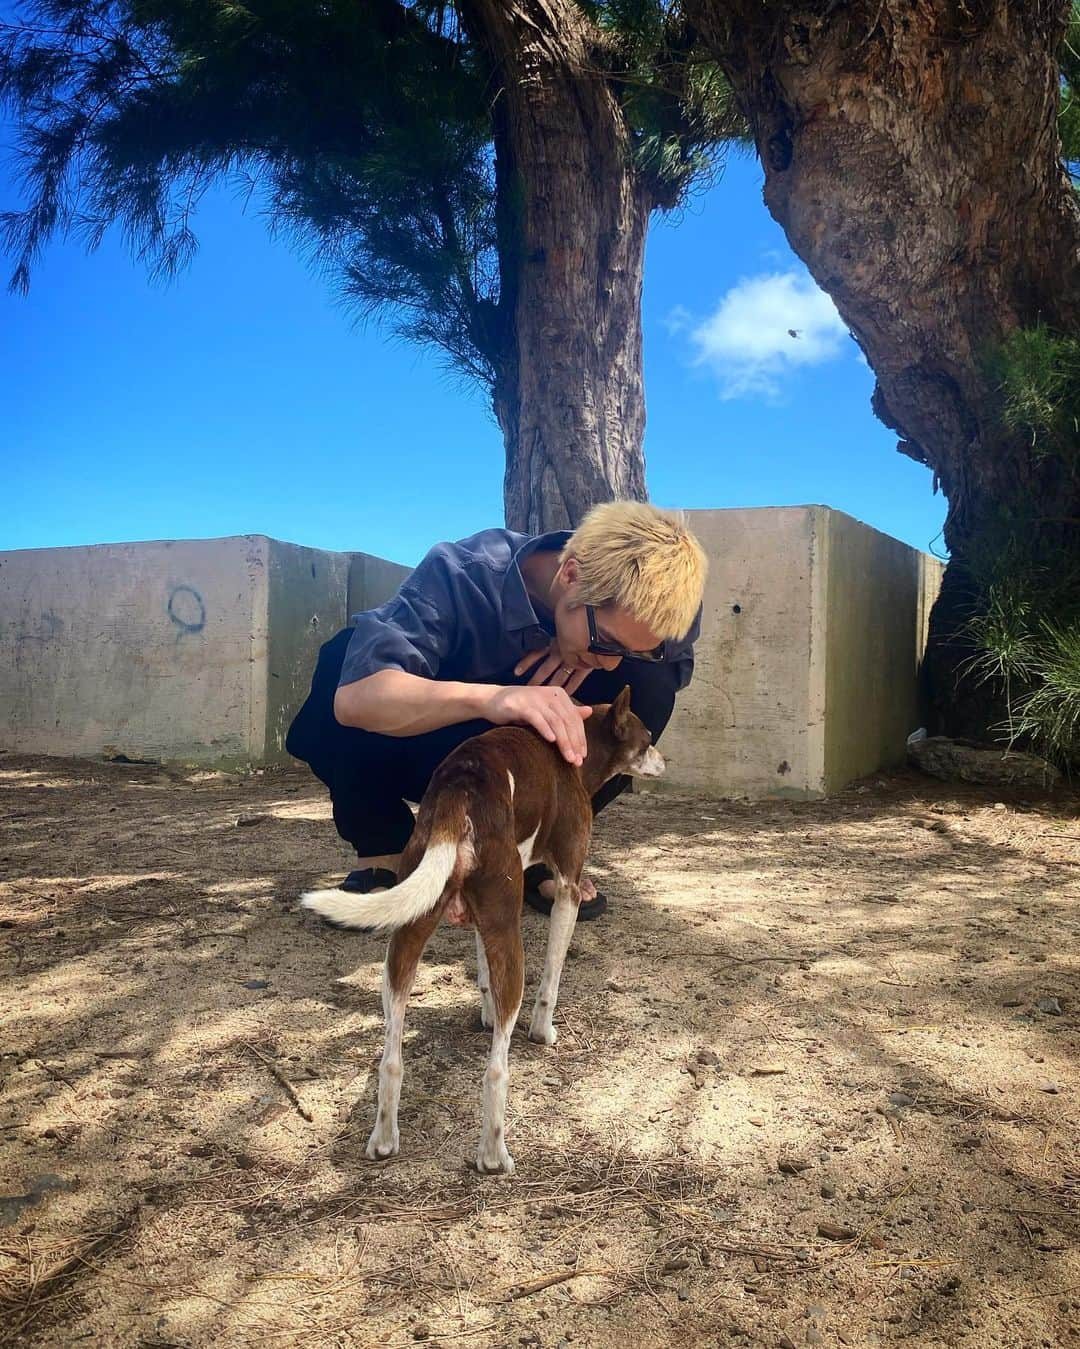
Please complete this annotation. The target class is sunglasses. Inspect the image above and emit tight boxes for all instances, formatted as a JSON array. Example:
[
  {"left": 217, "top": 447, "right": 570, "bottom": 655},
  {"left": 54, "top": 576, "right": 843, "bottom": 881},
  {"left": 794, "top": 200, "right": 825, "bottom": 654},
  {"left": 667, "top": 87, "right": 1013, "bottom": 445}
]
[{"left": 585, "top": 605, "right": 665, "bottom": 662}]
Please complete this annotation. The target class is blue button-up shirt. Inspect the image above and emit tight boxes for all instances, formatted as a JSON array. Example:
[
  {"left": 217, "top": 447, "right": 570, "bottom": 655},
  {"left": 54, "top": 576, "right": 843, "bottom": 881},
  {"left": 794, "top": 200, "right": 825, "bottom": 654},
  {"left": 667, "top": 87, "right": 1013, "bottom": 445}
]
[{"left": 338, "top": 528, "right": 696, "bottom": 691}]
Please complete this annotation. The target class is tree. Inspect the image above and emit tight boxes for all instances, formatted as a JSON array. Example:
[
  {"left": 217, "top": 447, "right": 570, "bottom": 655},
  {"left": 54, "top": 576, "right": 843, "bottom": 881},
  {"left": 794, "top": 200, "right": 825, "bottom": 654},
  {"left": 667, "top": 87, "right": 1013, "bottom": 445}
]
[
  {"left": 0, "top": 0, "right": 742, "bottom": 532},
  {"left": 9, "top": 2, "right": 1080, "bottom": 748},
  {"left": 685, "top": 0, "right": 1080, "bottom": 746}
]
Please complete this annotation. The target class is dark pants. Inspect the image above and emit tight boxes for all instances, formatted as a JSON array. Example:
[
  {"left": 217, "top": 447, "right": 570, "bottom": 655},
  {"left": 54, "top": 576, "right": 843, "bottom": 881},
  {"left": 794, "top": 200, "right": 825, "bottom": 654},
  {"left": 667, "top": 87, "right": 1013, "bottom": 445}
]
[{"left": 285, "top": 628, "right": 679, "bottom": 857}]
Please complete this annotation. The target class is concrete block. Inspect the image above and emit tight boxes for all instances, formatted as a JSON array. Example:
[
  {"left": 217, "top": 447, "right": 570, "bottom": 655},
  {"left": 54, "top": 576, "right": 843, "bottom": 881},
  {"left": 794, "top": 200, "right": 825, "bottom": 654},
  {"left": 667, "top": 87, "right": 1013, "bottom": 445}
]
[
  {"left": 348, "top": 551, "right": 412, "bottom": 615},
  {"left": 0, "top": 536, "right": 357, "bottom": 767},
  {"left": 659, "top": 507, "right": 943, "bottom": 798}
]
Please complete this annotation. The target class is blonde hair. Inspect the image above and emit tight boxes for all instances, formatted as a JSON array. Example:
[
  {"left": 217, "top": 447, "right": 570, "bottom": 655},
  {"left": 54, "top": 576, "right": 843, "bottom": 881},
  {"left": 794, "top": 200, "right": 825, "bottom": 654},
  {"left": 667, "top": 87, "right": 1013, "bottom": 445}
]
[{"left": 562, "top": 501, "right": 708, "bottom": 640}]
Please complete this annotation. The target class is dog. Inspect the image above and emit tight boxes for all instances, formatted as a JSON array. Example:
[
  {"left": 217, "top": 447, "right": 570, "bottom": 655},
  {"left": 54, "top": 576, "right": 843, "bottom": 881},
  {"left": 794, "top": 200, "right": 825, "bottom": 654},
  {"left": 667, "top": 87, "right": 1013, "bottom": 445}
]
[{"left": 301, "top": 686, "right": 664, "bottom": 1175}]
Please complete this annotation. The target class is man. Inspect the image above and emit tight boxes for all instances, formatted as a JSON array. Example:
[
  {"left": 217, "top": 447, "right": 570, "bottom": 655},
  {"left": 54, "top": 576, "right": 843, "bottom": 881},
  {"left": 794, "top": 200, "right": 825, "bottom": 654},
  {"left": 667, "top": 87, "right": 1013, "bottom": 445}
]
[{"left": 286, "top": 501, "right": 707, "bottom": 921}]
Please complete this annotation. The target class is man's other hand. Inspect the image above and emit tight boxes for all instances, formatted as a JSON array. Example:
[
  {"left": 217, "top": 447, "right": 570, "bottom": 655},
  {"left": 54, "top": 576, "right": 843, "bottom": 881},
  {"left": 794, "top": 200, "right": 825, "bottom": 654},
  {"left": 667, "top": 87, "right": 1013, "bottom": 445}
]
[{"left": 514, "top": 643, "right": 591, "bottom": 696}]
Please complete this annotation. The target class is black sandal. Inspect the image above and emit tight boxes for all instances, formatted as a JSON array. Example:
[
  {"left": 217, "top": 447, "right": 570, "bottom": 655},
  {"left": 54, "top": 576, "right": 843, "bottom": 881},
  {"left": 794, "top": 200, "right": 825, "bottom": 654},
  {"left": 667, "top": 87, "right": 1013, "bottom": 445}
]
[
  {"left": 340, "top": 867, "right": 398, "bottom": 894},
  {"left": 522, "top": 864, "right": 608, "bottom": 922}
]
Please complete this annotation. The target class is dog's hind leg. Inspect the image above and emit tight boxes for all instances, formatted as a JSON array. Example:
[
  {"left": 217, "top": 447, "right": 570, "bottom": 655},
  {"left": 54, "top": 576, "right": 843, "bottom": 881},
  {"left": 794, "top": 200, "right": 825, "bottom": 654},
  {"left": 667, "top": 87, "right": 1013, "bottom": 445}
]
[
  {"left": 366, "top": 908, "right": 441, "bottom": 1161},
  {"left": 528, "top": 872, "right": 579, "bottom": 1047},
  {"left": 474, "top": 892, "right": 524, "bottom": 1175},
  {"left": 475, "top": 929, "right": 495, "bottom": 1030}
]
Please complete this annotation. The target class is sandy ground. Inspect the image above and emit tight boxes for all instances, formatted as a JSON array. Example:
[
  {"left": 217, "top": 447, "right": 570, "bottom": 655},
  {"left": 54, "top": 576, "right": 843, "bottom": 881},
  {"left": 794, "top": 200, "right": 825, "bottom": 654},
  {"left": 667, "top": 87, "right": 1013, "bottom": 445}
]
[{"left": 1, "top": 751, "right": 1079, "bottom": 1349}]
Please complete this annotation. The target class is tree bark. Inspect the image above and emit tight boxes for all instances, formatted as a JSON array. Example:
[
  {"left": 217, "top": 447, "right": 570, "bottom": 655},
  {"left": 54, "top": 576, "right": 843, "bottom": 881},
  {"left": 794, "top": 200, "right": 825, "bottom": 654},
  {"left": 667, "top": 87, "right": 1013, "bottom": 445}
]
[
  {"left": 689, "top": 0, "right": 1080, "bottom": 736},
  {"left": 462, "top": 0, "right": 651, "bottom": 533}
]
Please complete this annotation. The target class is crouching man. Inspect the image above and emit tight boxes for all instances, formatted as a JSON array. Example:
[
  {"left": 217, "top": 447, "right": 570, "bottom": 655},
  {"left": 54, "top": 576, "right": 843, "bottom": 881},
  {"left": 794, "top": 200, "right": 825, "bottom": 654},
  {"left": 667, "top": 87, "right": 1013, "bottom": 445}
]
[{"left": 286, "top": 501, "right": 707, "bottom": 921}]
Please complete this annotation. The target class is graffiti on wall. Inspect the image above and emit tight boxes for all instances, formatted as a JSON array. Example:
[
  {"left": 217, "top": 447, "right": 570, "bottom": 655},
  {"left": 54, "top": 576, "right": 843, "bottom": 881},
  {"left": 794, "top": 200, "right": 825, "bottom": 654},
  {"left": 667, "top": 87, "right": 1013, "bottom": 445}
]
[{"left": 167, "top": 585, "right": 206, "bottom": 640}]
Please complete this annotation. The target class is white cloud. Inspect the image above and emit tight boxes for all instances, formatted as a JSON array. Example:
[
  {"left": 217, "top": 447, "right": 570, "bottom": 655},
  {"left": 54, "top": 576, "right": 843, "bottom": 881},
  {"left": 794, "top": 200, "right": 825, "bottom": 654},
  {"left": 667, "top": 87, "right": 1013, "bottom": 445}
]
[
  {"left": 687, "top": 270, "right": 849, "bottom": 400},
  {"left": 663, "top": 304, "right": 693, "bottom": 337}
]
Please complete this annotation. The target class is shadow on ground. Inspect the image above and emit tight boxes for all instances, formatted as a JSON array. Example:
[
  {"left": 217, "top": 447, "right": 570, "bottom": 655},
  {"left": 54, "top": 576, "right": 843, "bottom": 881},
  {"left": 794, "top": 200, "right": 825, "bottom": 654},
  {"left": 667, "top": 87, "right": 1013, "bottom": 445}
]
[{"left": 1, "top": 752, "right": 1079, "bottom": 1347}]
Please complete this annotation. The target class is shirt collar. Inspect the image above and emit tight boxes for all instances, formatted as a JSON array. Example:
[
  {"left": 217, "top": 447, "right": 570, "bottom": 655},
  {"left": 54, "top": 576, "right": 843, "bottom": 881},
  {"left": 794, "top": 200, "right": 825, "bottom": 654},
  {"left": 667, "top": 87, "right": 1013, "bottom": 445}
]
[{"left": 501, "top": 530, "right": 572, "bottom": 632}]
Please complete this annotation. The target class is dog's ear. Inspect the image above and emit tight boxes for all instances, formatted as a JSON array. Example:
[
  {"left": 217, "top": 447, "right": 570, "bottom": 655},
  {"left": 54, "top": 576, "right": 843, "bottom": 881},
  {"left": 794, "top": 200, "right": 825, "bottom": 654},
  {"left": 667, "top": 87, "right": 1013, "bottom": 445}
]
[{"left": 608, "top": 685, "right": 633, "bottom": 740}]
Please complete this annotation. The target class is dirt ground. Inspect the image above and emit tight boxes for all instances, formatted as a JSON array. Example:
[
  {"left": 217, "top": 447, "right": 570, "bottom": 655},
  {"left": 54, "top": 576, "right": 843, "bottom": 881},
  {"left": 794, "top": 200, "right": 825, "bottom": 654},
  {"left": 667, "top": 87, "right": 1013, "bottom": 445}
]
[{"left": 1, "top": 751, "right": 1079, "bottom": 1349}]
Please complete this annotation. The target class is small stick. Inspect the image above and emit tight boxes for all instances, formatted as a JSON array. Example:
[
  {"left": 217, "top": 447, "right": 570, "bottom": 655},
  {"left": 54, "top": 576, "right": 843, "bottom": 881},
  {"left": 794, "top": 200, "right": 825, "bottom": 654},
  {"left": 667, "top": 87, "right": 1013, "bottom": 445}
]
[
  {"left": 868, "top": 1257, "right": 961, "bottom": 1270},
  {"left": 501, "top": 1267, "right": 609, "bottom": 1301},
  {"left": 242, "top": 1042, "right": 313, "bottom": 1122}
]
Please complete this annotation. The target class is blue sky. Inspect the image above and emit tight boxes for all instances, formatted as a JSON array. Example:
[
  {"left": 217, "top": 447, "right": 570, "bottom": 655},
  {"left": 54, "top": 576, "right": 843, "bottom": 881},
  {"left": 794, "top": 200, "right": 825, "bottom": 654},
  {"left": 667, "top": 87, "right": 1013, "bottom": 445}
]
[{"left": 2, "top": 147, "right": 946, "bottom": 569}]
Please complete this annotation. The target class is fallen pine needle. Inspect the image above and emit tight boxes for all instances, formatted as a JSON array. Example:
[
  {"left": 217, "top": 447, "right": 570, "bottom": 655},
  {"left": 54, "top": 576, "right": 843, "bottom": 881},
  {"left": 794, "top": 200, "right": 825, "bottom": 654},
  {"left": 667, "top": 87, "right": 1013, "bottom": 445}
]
[{"left": 242, "top": 1042, "right": 313, "bottom": 1122}]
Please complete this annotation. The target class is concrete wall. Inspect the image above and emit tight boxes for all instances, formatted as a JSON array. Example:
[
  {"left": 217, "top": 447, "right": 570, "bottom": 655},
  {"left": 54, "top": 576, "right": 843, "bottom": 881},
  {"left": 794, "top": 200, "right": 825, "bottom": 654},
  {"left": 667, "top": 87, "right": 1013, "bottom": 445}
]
[
  {"left": 661, "top": 508, "right": 824, "bottom": 799},
  {"left": 659, "top": 507, "right": 942, "bottom": 798},
  {"left": 0, "top": 536, "right": 410, "bottom": 768},
  {"left": 264, "top": 542, "right": 352, "bottom": 765},
  {"left": 0, "top": 515, "right": 939, "bottom": 790},
  {"left": 821, "top": 511, "right": 940, "bottom": 793}
]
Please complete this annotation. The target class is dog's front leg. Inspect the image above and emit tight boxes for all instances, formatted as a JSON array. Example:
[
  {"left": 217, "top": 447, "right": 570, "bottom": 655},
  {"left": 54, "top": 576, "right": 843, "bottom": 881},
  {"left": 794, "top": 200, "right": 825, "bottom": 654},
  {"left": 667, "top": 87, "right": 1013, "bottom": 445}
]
[{"left": 528, "top": 875, "right": 579, "bottom": 1047}]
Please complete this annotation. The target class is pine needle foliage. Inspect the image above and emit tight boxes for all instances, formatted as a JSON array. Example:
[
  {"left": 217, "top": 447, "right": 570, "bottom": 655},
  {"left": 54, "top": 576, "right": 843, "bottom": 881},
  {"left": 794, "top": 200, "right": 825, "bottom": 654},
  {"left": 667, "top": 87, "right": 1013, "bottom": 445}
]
[
  {"left": 0, "top": 0, "right": 747, "bottom": 388},
  {"left": 991, "top": 323, "right": 1080, "bottom": 464},
  {"left": 1060, "top": 2, "right": 1080, "bottom": 173},
  {"left": 958, "top": 322, "right": 1080, "bottom": 767}
]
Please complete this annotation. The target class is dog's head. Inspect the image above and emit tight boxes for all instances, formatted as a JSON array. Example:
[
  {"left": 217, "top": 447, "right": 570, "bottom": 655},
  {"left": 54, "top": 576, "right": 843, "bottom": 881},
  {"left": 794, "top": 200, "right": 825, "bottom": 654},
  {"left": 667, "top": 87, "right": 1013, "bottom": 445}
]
[{"left": 584, "top": 686, "right": 665, "bottom": 783}]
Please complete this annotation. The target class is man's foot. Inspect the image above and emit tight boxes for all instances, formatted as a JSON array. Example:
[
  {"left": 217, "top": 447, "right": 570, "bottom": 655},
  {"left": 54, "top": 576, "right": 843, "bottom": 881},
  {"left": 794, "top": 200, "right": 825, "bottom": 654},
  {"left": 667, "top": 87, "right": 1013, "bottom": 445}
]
[
  {"left": 341, "top": 867, "right": 397, "bottom": 894},
  {"left": 522, "top": 865, "right": 607, "bottom": 921}
]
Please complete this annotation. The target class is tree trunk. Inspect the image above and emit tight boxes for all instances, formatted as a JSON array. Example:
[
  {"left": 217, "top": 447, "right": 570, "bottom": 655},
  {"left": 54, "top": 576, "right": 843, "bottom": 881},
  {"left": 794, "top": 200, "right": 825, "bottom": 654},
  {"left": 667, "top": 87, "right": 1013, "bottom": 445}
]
[
  {"left": 690, "top": 0, "right": 1080, "bottom": 736},
  {"left": 463, "top": 0, "right": 651, "bottom": 533}
]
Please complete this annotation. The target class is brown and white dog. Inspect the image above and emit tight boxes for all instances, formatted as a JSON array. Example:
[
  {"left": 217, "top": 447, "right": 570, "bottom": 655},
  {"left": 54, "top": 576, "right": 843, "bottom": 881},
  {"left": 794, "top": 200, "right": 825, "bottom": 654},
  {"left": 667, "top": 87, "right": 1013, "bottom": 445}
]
[{"left": 301, "top": 687, "right": 663, "bottom": 1175}]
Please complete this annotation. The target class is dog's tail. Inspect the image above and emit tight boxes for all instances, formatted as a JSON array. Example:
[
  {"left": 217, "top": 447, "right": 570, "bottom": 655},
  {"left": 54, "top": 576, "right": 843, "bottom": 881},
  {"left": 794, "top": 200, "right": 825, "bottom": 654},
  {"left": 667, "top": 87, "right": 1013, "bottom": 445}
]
[{"left": 300, "top": 797, "right": 474, "bottom": 933}]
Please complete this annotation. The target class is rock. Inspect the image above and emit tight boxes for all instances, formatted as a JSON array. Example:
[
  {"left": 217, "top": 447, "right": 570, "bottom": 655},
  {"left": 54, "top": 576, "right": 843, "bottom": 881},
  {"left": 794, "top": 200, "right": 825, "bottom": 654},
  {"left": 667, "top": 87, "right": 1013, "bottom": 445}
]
[
  {"left": 1036, "top": 996, "right": 1063, "bottom": 1016},
  {"left": 888, "top": 1091, "right": 915, "bottom": 1107},
  {"left": 817, "top": 1221, "right": 856, "bottom": 1241},
  {"left": 1038, "top": 1080, "right": 1061, "bottom": 1094},
  {"left": 236, "top": 813, "right": 271, "bottom": 827},
  {"left": 1001, "top": 998, "right": 1024, "bottom": 1008},
  {"left": 778, "top": 1336, "right": 797, "bottom": 1349},
  {"left": 750, "top": 1064, "right": 787, "bottom": 1076},
  {"left": 778, "top": 1157, "right": 811, "bottom": 1175},
  {"left": 908, "top": 736, "right": 1060, "bottom": 790},
  {"left": 243, "top": 979, "right": 269, "bottom": 990},
  {"left": 819, "top": 1182, "right": 836, "bottom": 1199},
  {"left": 697, "top": 1048, "right": 720, "bottom": 1065},
  {"left": 411, "top": 1325, "right": 430, "bottom": 1342},
  {"left": 806, "top": 1331, "right": 823, "bottom": 1346}
]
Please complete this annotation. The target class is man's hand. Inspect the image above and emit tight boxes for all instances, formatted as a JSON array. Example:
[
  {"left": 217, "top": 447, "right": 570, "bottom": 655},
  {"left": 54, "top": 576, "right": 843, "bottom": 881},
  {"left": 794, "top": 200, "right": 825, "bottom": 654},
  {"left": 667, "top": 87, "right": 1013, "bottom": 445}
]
[
  {"left": 515, "top": 643, "right": 592, "bottom": 696},
  {"left": 484, "top": 685, "right": 591, "bottom": 765}
]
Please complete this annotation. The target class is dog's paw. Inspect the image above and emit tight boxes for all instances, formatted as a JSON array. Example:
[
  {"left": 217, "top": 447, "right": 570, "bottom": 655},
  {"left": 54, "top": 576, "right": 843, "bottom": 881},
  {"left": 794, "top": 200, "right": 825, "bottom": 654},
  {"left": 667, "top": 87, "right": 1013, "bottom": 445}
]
[
  {"left": 528, "top": 1020, "right": 557, "bottom": 1047},
  {"left": 365, "top": 1127, "right": 400, "bottom": 1161},
  {"left": 475, "top": 1141, "right": 515, "bottom": 1176}
]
